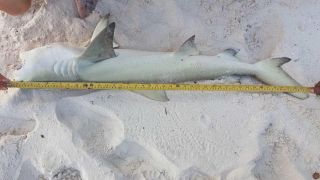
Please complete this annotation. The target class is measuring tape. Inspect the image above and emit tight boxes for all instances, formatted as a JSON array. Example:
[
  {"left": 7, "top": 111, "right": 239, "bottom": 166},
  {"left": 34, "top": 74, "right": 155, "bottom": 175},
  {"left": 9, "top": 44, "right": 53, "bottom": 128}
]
[{"left": 0, "top": 75, "right": 319, "bottom": 95}]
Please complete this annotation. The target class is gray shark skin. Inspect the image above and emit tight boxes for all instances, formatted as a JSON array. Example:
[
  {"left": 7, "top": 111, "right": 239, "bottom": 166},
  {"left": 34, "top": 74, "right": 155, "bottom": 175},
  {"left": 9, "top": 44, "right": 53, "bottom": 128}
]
[{"left": 16, "top": 16, "right": 308, "bottom": 101}]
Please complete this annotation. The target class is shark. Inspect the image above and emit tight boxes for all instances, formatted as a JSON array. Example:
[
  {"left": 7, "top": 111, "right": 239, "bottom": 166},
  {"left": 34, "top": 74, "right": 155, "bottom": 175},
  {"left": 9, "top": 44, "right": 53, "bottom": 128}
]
[{"left": 16, "top": 16, "right": 308, "bottom": 101}]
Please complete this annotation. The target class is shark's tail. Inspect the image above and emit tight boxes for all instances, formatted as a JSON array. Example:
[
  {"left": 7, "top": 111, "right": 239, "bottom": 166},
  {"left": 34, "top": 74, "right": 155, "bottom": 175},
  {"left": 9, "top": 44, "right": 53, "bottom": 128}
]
[{"left": 254, "top": 57, "right": 309, "bottom": 99}]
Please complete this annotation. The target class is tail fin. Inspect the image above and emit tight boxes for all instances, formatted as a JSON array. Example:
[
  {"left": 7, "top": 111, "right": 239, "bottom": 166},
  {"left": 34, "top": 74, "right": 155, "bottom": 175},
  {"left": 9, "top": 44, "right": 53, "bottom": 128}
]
[{"left": 254, "top": 57, "right": 309, "bottom": 99}]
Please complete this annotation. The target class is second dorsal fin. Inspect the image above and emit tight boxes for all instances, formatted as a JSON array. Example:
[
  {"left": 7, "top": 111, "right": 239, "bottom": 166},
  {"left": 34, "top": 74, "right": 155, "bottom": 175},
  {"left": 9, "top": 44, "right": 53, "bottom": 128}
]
[
  {"left": 78, "top": 22, "right": 116, "bottom": 63},
  {"left": 223, "top": 48, "right": 240, "bottom": 56},
  {"left": 175, "top": 35, "right": 199, "bottom": 56}
]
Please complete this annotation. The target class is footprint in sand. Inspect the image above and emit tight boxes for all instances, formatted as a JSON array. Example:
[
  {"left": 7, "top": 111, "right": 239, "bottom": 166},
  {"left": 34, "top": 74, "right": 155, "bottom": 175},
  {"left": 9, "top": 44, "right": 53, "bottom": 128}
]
[
  {"left": 222, "top": 163, "right": 256, "bottom": 180},
  {"left": 0, "top": 116, "right": 36, "bottom": 141},
  {"left": 55, "top": 98, "right": 125, "bottom": 161},
  {"left": 179, "top": 167, "right": 215, "bottom": 180},
  {"left": 55, "top": 98, "right": 178, "bottom": 179},
  {"left": 107, "top": 140, "right": 178, "bottom": 179},
  {"left": 18, "top": 163, "right": 83, "bottom": 180},
  {"left": 17, "top": 160, "right": 43, "bottom": 180},
  {"left": 253, "top": 125, "right": 307, "bottom": 180},
  {"left": 52, "top": 167, "right": 82, "bottom": 180}
]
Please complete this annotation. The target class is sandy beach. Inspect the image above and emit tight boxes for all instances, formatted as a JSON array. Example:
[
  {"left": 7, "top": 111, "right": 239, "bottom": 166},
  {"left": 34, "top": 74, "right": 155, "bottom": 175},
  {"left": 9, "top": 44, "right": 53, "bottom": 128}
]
[{"left": 0, "top": 0, "right": 320, "bottom": 179}]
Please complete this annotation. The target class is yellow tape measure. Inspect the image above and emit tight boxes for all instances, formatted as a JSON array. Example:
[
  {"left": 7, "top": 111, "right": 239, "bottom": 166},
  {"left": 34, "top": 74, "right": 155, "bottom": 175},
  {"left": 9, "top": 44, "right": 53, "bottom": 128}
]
[
  {"left": 5, "top": 81, "right": 316, "bottom": 94},
  {"left": 0, "top": 73, "right": 318, "bottom": 95}
]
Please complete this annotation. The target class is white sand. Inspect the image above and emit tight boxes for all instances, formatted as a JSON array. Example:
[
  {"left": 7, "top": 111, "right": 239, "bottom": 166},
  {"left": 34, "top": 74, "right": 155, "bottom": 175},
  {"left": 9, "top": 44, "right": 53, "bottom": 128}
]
[{"left": 0, "top": 0, "right": 320, "bottom": 179}]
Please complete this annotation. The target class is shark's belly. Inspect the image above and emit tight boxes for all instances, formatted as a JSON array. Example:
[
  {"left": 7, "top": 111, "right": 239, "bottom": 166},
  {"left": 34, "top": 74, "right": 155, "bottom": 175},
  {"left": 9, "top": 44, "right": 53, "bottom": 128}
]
[
  {"left": 80, "top": 54, "right": 175, "bottom": 82},
  {"left": 78, "top": 54, "right": 231, "bottom": 83},
  {"left": 16, "top": 44, "right": 81, "bottom": 81}
]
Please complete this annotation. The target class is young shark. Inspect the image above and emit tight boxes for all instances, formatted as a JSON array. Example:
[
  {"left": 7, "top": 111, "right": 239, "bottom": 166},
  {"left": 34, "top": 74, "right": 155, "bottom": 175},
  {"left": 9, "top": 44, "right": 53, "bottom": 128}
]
[{"left": 16, "top": 16, "right": 308, "bottom": 101}]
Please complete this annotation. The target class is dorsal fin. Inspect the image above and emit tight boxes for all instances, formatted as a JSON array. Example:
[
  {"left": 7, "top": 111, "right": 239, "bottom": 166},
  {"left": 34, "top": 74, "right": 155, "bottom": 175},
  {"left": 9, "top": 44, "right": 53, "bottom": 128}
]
[
  {"left": 175, "top": 35, "right": 199, "bottom": 56},
  {"left": 90, "top": 14, "right": 110, "bottom": 42},
  {"left": 78, "top": 22, "right": 116, "bottom": 62},
  {"left": 82, "top": 15, "right": 120, "bottom": 48}
]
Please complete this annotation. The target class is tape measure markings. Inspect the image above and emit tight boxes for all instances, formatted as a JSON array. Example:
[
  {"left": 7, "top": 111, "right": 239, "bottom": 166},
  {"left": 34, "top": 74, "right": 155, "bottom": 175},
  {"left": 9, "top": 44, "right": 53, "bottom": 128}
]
[{"left": 7, "top": 81, "right": 312, "bottom": 94}]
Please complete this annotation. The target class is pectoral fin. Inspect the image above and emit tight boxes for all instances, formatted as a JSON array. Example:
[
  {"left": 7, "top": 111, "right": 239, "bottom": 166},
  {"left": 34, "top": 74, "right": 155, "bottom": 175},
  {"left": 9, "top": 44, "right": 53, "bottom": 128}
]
[{"left": 131, "top": 90, "right": 169, "bottom": 102}]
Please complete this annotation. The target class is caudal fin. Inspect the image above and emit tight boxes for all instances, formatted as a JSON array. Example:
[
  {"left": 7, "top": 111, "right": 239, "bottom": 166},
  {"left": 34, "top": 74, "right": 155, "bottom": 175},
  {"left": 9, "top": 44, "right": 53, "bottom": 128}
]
[{"left": 254, "top": 57, "right": 309, "bottom": 99}]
